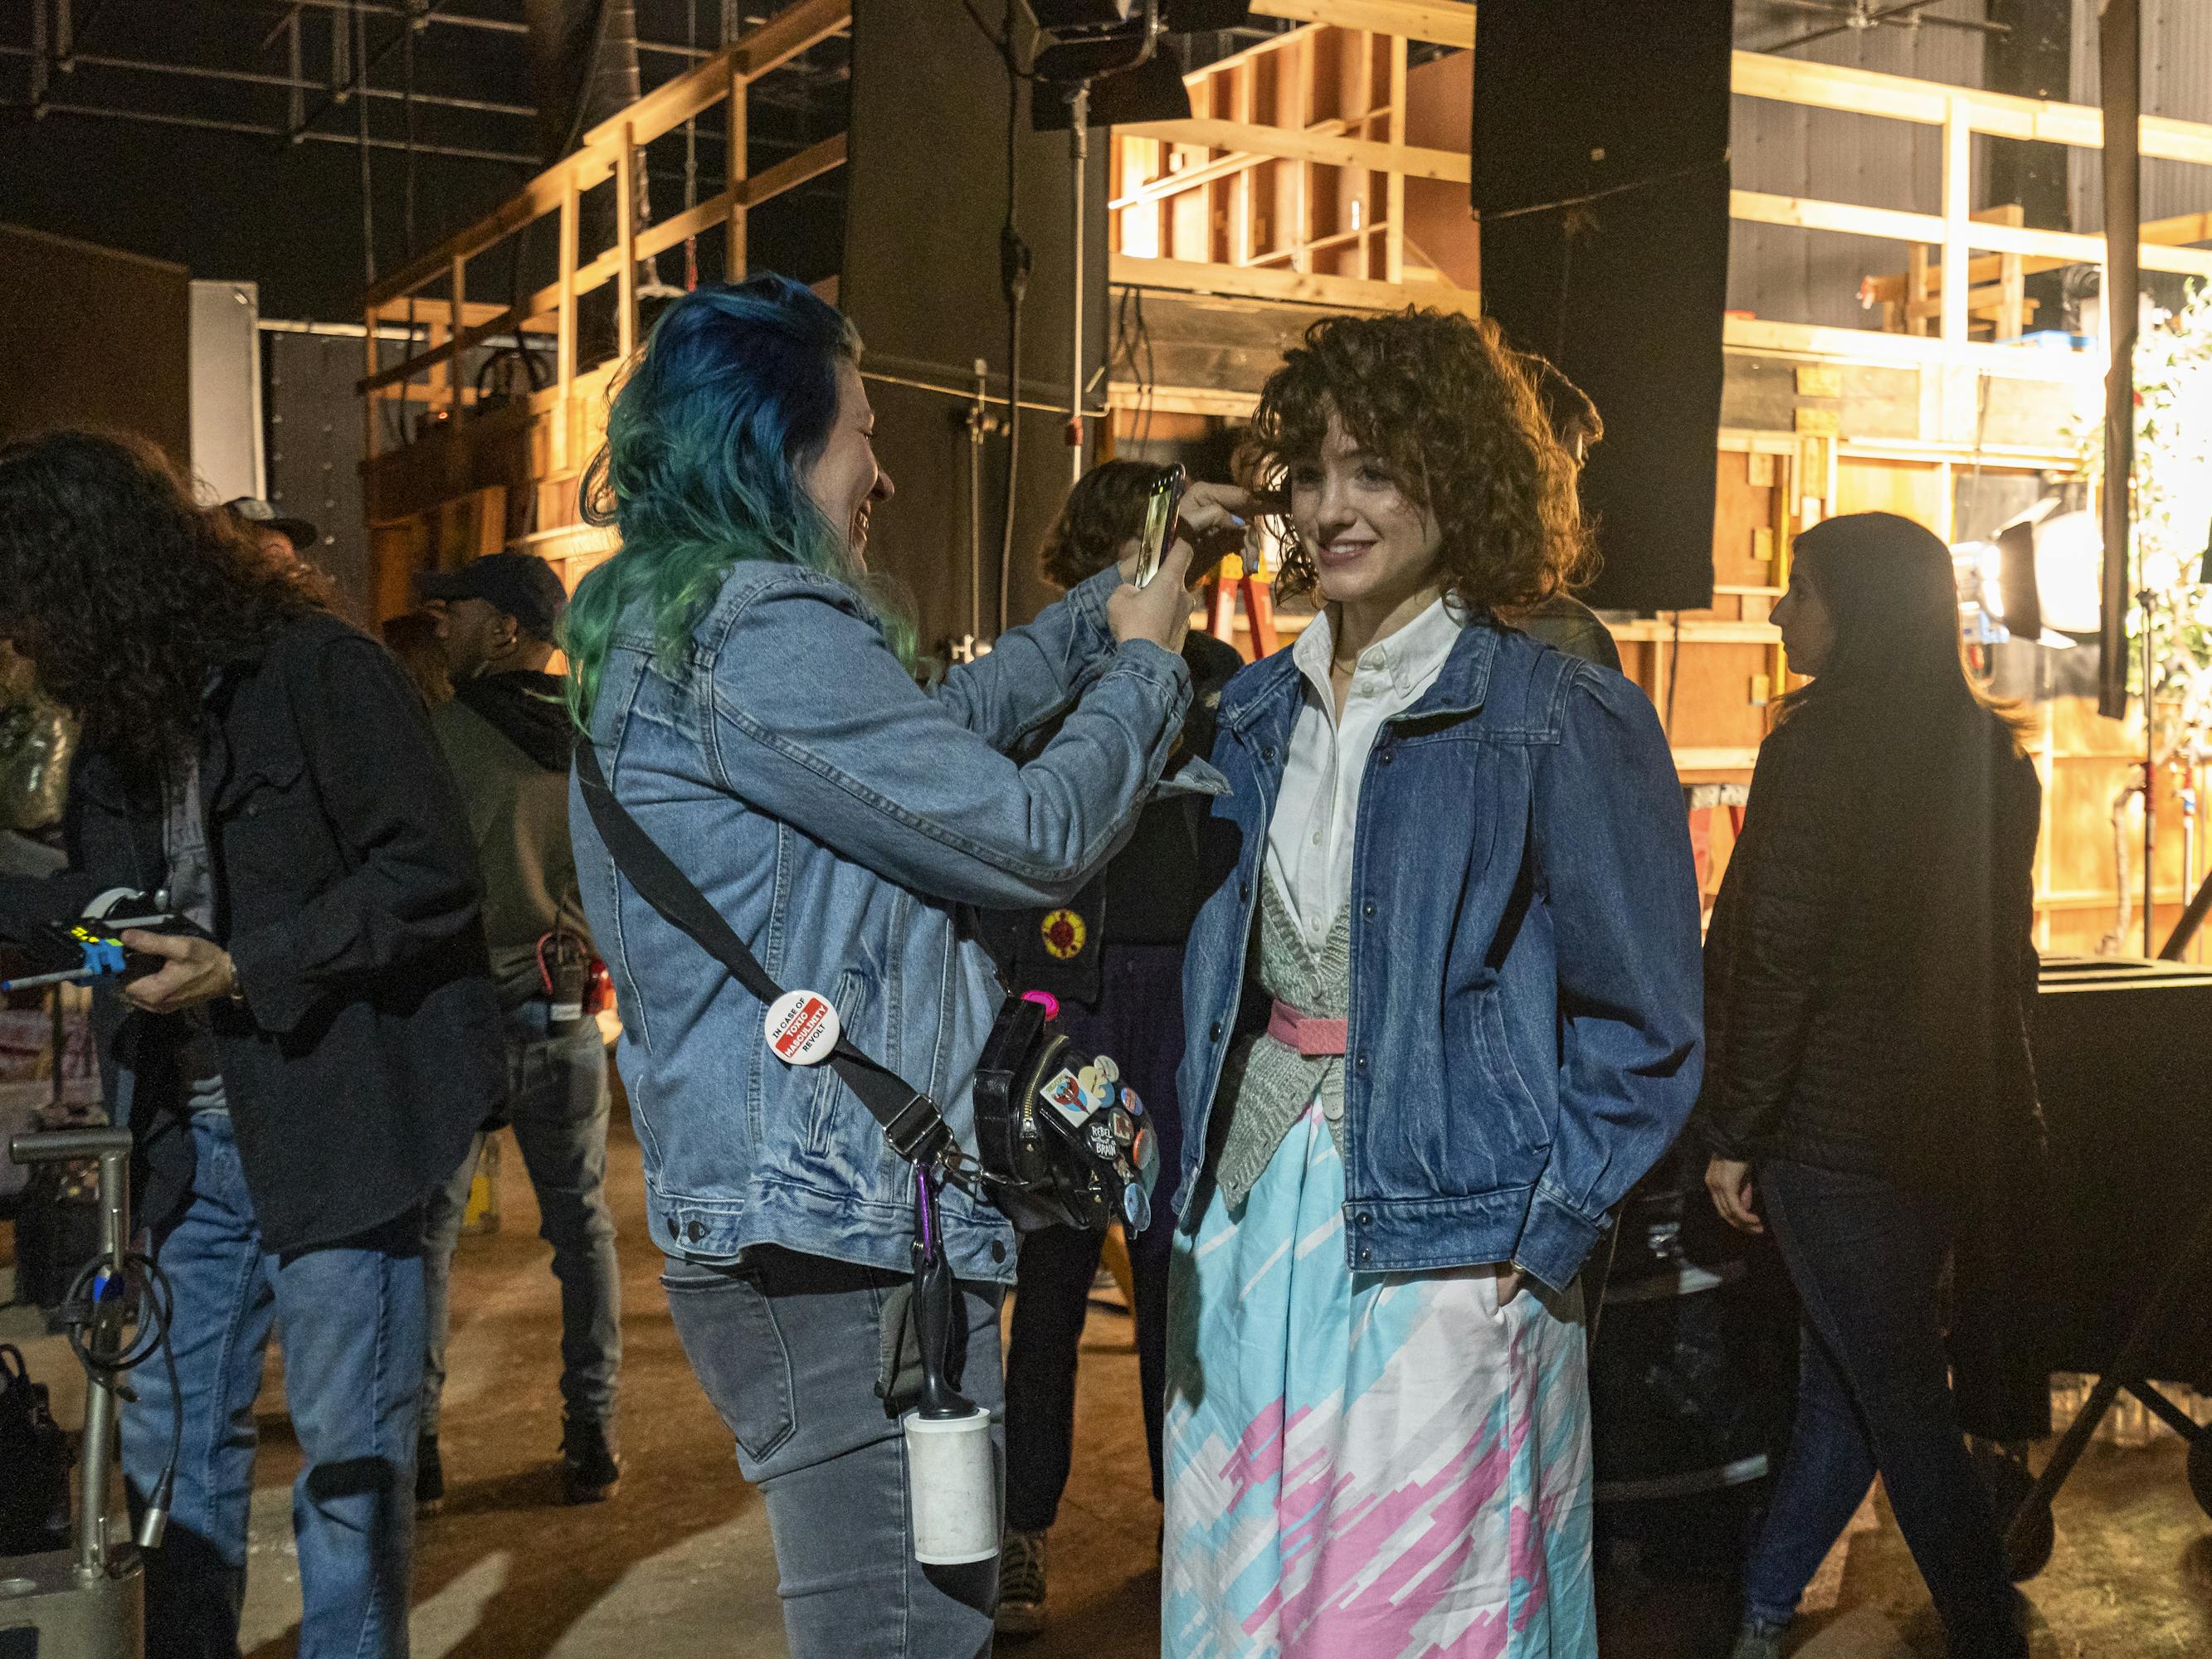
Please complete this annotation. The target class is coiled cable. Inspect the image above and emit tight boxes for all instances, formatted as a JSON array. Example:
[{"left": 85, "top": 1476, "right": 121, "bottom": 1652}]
[{"left": 60, "top": 1250, "right": 183, "bottom": 1551}]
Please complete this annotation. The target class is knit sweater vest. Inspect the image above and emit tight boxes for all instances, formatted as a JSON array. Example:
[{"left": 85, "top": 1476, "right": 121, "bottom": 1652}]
[{"left": 1211, "top": 872, "right": 1352, "bottom": 1209}]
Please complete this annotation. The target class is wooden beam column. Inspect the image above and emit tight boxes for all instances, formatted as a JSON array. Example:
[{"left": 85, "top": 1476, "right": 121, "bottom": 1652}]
[
  {"left": 558, "top": 171, "right": 578, "bottom": 394},
  {"left": 1384, "top": 32, "right": 1406, "bottom": 285},
  {"left": 616, "top": 122, "right": 638, "bottom": 362},
  {"left": 448, "top": 255, "right": 466, "bottom": 416},
  {"left": 1942, "top": 95, "right": 1973, "bottom": 345},
  {"left": 726, "top": 61, "right": 748, "bottom": 279}
]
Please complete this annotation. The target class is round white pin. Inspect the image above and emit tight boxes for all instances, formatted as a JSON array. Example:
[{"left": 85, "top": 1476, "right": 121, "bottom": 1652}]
[{"left": 764, "top": 989, "right": 840, "bottom": 1067}]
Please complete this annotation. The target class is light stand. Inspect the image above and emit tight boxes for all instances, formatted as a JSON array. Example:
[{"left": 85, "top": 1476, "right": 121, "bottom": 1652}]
[
  {"left": 1029, "top": 0, "right": 1171, "bottom": 492},
  {"left": 2143, "top": 581, "right": 2157, "bottom": 957},
  {"left": 1067, "top": 80, "right": 1090, "bottom": 485}
]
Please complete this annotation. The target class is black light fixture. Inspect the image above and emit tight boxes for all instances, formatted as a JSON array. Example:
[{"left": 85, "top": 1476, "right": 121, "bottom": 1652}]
[
  {"left": 1022, "top": 0, "right": 1251, "bottom": 126},
  {"left": 1027, "top": 0, "right": 1177, "bottom": 122}
]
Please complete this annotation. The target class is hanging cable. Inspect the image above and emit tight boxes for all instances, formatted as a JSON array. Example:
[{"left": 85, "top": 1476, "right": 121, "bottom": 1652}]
[
  {"left": 399, "top": 2, "right": 430, "bottom": 446},
  {"left": 401, "top": 2, "right": 418, "bottom": 262},
  {"left": 353, "top": 0, "right": 376, "bottom": 286},
  {"left": 992, "top": 0, "right": 1033, "bottom": 635}
]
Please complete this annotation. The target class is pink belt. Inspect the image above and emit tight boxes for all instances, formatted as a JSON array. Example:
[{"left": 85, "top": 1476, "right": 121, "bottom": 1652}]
[{"left": 1268, "top": 1000, "right": 1347, "bottom": 1058}]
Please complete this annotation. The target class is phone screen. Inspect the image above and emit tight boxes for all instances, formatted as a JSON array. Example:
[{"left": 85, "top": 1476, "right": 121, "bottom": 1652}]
[{"left": 1131, "top": 465, "right": 1187, "bottom": 590}]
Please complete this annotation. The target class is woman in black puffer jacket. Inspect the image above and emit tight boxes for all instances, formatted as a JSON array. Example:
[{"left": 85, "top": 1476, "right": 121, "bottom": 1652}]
[{"left": 1700, "top": 513, "right": 2042, "bottom": 1659}]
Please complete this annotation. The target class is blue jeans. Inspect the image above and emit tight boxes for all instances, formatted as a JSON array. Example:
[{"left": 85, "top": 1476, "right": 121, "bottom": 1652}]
[
  {"left": 1742, "top": 1160, "right": 2021, "bottom": 1657},
  {"left": 122, "top": 1108, "right": 423, "bottom": 1659},
  {"left": 661, "top": 1248, "right": 1005, "bottom": 1659},
  {"left": 420, "top": 1005, "right": 621, "bottom": 1437}
]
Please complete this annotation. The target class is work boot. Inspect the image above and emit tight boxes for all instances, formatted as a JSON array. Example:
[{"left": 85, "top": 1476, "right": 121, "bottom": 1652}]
[
  {"left": 561, "top": 1418, "right": 621, "bottom": 1504},
  {"left": 415, "top": 1434, "right": 445, "bottom": 1515},
  {"left": 1728, "top": 1620, "right": 1787, "bottom": 1659},
  {"left": 995, "top": 1529, "right": 1047, "bottom": 1637}
]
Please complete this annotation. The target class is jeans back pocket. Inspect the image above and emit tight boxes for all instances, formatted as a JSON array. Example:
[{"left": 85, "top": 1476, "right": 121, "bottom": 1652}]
[{"left": 660, "top": 1260, "right": 796, "bottom": 1466}]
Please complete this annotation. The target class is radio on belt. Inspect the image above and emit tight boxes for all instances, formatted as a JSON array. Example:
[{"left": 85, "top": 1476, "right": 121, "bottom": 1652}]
[{"left": 765, "top": 988, "right": 840, "bottom": 1066}]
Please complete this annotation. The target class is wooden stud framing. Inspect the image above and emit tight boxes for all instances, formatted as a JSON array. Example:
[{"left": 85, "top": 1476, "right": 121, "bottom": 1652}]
[
  {"left": 1118, "top": 119, "right": 1469, "bottom": 187},
  {"left": 616, "top": 119, "right": 637, "bottom": 363},
  {"left": 1942, "top": 98, "right": 1972, "bottom": 345},
  {"left": 727, "top": 56, "right": 748, "bottom": 280},
  {"left": 1383, "top": 32, "right": 1406, "bottom": 285},
  {"left": 1252, "top": 0, "right": 1471, "bottom": 50},
  {"left": 1110, "top": 250, "right": 1480, "bottom": 317},
  {"left": 447, "top": 255, "right": 466, "bottom": 416},
  {"left": 1109, "top": 24, "right": 2212, "bottom": 349},
  {"left": 556, "top": 172, "right": 578, "bottom": 397}
]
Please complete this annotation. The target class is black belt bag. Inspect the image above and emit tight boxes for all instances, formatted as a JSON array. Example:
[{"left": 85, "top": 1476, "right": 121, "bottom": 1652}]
[{"left": 575, "top": 742, "right": 1158, "bottom": 1235}]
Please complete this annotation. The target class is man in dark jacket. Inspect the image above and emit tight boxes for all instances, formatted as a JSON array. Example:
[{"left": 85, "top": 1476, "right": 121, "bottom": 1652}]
[
  {"left": 415, "top": 553, "right": 621, "bottom": 1509},
  {"left": 0, "top": 431, "right": 502, "bottom": 1659}
]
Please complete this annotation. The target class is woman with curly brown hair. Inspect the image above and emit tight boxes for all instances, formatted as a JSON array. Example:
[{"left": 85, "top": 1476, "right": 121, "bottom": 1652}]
[
  {"left": 0, "top": 429, "right": 500, "bottom": 1658},
  {"left": 1161, "top": 309, "right": 1703, "bottom": 1657}
]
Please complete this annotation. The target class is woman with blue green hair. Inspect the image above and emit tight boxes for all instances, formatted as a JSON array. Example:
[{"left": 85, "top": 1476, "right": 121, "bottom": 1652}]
[{"left": 565, "top": 273, "right": 1243, "bottom": 1657}]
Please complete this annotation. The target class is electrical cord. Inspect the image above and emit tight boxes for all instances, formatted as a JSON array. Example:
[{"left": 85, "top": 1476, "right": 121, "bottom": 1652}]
[
  {"left": 993, "top": 0, "right": 1033, "bottom": 636},
  {"left": 962, "top": 0, "right": 1035, "bottom": 77},
  {"left": 61, "top": 1249, "right": 182, "bottom": 1552},
  {"left": 1664, "top": 609, "right": 1683, "bottom": 737}
]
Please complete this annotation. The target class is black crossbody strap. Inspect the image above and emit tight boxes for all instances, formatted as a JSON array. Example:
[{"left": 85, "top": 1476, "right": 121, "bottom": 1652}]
[{"left": 573, "top": 741, "right": 953, "bottom": 1166}]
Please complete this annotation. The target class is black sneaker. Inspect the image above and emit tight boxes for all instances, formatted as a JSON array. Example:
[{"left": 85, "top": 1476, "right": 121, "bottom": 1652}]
[
  {"left": 996, "top": 1529, "right": 1046, "bottom": 1637},
  {"left": 1729, "top": 1620, "right": 1787, "bottom": 1659},
  {"left": 561, "top": 1418, "right": 621, "bottom": 1504},
  {"left": 415, "top": 1434, "right": 445, "bottom": 1515}
]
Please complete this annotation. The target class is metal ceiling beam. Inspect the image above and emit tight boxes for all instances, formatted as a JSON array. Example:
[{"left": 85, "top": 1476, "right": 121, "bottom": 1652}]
[
  {"left": 0, "top": 92, "right": 543, "bottom": 163},
  {"left": 0, "top": 43, "right": 535, "bottom": 116},
  {"left": 222, "top": 0, "right": 753, "bottom": 58}
]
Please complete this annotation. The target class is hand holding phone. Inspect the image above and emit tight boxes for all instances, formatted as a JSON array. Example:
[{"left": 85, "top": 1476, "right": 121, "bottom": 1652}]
[{"left": 1129, "top": 465, "right": 1187, "bottom": 591}]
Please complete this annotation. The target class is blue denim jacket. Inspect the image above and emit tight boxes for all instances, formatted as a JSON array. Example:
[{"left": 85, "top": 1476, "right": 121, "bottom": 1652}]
[
  {"left": 1174, "top": 620, "right": 1703, "bottom": 1292},
  {"left": 572, "top": 562, "right": 1191, "bottom": 1285}
]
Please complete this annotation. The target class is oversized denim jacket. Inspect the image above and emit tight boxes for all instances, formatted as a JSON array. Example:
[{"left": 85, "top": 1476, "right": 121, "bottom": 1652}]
[
  {"left": 572, "top": 561, "right": 1190, "bottom": 1285},
  {"left": 1173, "top": 619, "right": 1704, "bottom": 1292}
]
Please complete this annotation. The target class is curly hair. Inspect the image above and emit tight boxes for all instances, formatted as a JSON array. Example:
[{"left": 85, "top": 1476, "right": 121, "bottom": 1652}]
[
  {"left": 1238, "top": 309, "right": 1589, "bottom": 611},
  {"left": 1039, "top": 460, "right": 1167, "bottom": 589},
  {"left": 0, "top": 430, "right": 332, "bottom": 771}
]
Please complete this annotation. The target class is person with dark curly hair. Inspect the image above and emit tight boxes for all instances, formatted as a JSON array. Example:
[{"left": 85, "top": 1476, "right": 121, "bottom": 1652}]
[
  {"left": 1508, "top": 357, "right": 1623, "bottom": 673},
  {"left": 986, "top": 460, "right": 1246, "bottom": 1635},
  {"left": 1162, "top": 309, "right": 1703, "bottom": 1657},
  {"left": 0, "top": 430, "right": 502, "bottom": 1659}
]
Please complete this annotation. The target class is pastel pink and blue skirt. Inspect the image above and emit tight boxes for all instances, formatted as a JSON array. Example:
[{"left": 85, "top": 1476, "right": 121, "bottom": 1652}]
[{"left": 1163, "top": 1101, "right": 1597, "bottom": 1658}]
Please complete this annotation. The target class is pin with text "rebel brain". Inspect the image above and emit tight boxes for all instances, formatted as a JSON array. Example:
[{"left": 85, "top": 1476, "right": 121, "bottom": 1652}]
[{"left": 765, "top": 989, "right": 840, "bottom": 1067}]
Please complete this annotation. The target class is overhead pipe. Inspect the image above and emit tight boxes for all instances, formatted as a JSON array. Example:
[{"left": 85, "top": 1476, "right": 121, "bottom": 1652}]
[
  {"left": 0, "top": 94, "right": 541, "bottom": 165},
  {"left": 231, "top": 0, "right": 732, "bottom": 56},
  {"left": 0, "top": 42, "right": 535, "bottom": 116}
]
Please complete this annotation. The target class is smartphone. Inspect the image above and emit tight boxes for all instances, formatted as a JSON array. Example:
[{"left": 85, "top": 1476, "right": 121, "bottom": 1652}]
[{"left": 1131, "top": 464, "right": 1188, "bottom": 590}]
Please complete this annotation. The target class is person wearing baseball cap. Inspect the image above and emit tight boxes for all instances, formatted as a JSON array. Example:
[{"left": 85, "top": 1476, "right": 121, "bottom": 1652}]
[
  {"left": 416, "top": 552, "right": 570, "bottom": 682},
  {"left": 226, "top": 497, "right": 322, "bottom": 565},
  {"left": 413, "top": 552, "right": 624, "bottom": 1509}
]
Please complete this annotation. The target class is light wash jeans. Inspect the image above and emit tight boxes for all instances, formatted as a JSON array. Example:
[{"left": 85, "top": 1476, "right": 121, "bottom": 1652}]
[
  {"left": 661, "top": 1247, "right": 1005, "bottom": 1659},
  {"left": 121, "top": 1107, "right": 423, "bottom": 1659},
  {"left": 420, "top": 1003, "right": 620, "bottom": 1437}
]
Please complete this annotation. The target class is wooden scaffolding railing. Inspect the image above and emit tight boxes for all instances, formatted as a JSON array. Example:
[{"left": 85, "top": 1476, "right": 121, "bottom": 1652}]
[{"left": 356, "top": 0, "right": 850, "bottom": 461}]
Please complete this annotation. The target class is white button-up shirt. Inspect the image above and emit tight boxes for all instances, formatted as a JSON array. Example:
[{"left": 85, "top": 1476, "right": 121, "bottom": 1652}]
[{"left": 1264, "top": 597, "right": 1465, "bottom": 948}]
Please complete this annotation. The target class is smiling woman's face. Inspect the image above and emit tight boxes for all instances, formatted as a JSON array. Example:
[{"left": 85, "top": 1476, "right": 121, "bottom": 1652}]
[
  {"left": 1287, "top": 409, "right": 1445, "bottom": 618},
  {"left": 804, "top": 361, "right": 895, "bottom": 563}
]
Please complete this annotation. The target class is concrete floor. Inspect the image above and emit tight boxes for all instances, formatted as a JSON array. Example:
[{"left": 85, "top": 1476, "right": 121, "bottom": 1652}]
[{"left": 7, "top": 1112, "right": 2210, "bottom": 1657}]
